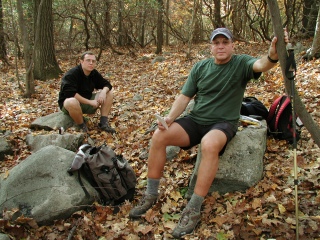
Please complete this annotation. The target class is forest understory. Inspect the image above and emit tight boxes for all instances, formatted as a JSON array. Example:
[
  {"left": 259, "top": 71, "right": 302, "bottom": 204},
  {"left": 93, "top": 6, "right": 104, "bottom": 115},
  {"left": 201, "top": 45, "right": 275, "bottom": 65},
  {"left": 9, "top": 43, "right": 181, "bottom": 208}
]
[{"left": 0, "top": 40, "right": 320, "bottom": 239}]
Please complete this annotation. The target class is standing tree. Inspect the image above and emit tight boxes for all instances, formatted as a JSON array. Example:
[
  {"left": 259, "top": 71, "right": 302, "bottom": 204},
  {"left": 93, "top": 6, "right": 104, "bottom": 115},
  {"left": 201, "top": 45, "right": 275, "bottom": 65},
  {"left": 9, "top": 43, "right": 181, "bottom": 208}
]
[
  {"left": 186, "top": 0, "right": 200, "bottom": 58},
  {"left": 165, "top": 0, "right": 170, "bottom": 45},
  {"left": 302, "top": 0, "right": 320, "bottom": 36},
  {"left": 304, "top": 5, "right": 320, "bottom": 60},
  {"left": 137, "top": 0, "right": 148, "bottom": 47},
  {"left": 117, "top": 0, "right": 125, "bottom": 46},
  {"left": 203, "top": 0, "right": 225, "bottom": 29},
  {"left": 192, "top": 0, "right": 202, "bottom": 43},
  {"left": 103, "top": 0, "right": 112, "bottom": 48},
  {"left": 16, "top": 0, "right": 34, "bottom": 97},
  {"left": 33, "top": 0, "right": 62, "bottom": 80},
  {"left": 155, "top": 0, "right": 164, "bottom": 54},
  {"left": 0, "top": 0, "right": 8, "bottom": 64}
]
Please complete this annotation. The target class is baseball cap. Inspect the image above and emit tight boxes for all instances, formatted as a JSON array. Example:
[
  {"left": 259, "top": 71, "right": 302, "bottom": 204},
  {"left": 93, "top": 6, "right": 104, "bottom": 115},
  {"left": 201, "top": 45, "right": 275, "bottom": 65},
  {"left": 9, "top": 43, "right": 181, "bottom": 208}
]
[{"left": 210, "top": 28, "right": 233, "bottom": 41}]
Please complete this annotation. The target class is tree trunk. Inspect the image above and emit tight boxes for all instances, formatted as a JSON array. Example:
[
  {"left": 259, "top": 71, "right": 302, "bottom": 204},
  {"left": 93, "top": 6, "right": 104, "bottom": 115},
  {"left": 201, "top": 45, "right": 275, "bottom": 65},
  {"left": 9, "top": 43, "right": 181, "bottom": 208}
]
[
  {"left": 103, "top": 0, "right": 112, "bottom": 47},
  {"left": 17, "top": 0, "right": 34, "bottom": 97},
  {"left": 155, "top": 0, "right": 164, "bottom": 54},
  {"left": 307, "top": 5, "right": 320, "bottom": 59},
  {"left": 266, "top": 0, "right": 320, "bottom": 148},
  {"left": 33, "top": 0, "right": 62, "bottom": 80},
  {"left": 213, "top": 0, "right": 222, "bottom": 27},
  {"left": 0, "top": 0, "right": 8, "bottom": 64},
  {"left": 138, "top": 0, "right": 147, "bottom": 47},
  {"left": 117, "top": 0, "right": 125, "bottom": 46},
  {"left": 302, "top": 0, "right": 319, "bottom": 36},
  {"left": 82, "top": 0, "right": 90, "bottom": 50},
  {"left": 165, "top": 0, "right": 170, "bottom": 45},
  {"left": 186, "top": 0, "right": 199, "bottom": 58},
  {"left": 231, "top": 0, "right": 241, "bottom": 38}
]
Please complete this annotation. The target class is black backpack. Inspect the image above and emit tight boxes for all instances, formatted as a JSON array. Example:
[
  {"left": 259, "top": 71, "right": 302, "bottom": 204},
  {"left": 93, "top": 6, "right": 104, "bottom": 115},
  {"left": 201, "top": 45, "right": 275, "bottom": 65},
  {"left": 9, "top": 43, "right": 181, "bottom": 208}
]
[
  {"left": 240, "top": 96, "right": 269, "bottom": 119},
  {"left": 267, "top": 95, "right": 302, "bottom": 143},
  {"left": 68, "top": 144, "right": 136, "bottom": 205}
]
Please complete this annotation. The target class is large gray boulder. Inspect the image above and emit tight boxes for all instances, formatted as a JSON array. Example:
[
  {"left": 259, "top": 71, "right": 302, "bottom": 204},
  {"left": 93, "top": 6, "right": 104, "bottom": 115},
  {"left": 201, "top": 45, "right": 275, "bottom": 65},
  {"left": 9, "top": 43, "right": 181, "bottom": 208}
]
[
  {"left": 30, "top": 111, "right": 75, "bottom": 131},
  {"left": 0, "top": 137, "right": 13, "bottom": 161},
  {"left": 0, "top": 145, "right": 99, "bottom": 225},
  {"left": 26, "top": 133, "right": 85, "bottom": 152},
  {"left": 186, "top": 121, "right": 267, "bottom": 197},
  {"left": 0, "top": 233, "right": 10, "bottom": 240}
]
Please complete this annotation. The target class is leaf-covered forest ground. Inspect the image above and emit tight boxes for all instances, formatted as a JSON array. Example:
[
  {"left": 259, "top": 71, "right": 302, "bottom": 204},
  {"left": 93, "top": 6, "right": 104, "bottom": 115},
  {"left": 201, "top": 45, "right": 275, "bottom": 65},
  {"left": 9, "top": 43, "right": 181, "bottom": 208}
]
[{"left": 1, "top": 39, "right": 320, "bottom": 239}]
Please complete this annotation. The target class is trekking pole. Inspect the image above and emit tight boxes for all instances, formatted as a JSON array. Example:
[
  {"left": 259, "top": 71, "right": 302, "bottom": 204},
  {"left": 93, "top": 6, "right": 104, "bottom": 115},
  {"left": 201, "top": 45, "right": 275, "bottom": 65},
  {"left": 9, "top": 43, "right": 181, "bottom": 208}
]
[{"left": 285, "top": 43, "right": 299, "bottom": 240}]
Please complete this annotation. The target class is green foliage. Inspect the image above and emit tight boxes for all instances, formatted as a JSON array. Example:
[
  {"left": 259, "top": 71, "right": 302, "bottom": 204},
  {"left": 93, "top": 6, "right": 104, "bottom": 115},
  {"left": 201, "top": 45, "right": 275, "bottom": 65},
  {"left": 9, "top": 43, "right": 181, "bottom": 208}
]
[
  {"left": 216, "top": 231, "right": 228, "bottom": 240},
  {"left": 163, "top": 212, "right": 181, "bottom": 221},
  {"left": 179, "top": 187, "right": 188, "bottom": 197}
]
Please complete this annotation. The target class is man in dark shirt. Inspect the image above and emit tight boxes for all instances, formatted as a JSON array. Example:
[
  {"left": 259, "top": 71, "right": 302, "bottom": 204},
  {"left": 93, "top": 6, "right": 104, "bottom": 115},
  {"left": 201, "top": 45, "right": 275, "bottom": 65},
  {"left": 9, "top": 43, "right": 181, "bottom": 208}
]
[{"left": 58, "top": 51, "right": 115, "bottom": 133}]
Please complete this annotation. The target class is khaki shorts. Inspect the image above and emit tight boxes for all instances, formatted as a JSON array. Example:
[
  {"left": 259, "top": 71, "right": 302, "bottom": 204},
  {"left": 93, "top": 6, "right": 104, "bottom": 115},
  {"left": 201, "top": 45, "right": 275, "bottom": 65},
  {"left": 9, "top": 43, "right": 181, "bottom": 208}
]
[{"left": 61, "top": 93, "right": 97, "bottom": 115}]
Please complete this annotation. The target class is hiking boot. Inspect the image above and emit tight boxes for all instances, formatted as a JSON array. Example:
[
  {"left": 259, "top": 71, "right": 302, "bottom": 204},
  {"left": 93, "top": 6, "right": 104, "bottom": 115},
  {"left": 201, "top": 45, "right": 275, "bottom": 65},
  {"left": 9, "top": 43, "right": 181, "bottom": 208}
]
[
  {"left": 78, "top": 123, "right": 89, "bottom": 133},
  {"left": 171, "top": 207, "right": 201, "bottom": 238},
  {"left": 129, "top": 194, "right": 158, "bottom": 218},
  {"left": 98, "top": 122, "right": 116, "bottom": 133}
]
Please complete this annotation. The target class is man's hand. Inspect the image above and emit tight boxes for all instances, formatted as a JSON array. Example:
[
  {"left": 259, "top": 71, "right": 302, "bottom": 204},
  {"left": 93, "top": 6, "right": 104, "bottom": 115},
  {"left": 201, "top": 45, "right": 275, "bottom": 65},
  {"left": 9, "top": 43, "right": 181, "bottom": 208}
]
[
  {"left": 88, "top": 99, "right": 100, "bottom": 108},
  {"left": 96, "top": 87, "right": 109, "bottom": 105},
  {"left": 96, "top": 94, "right": 105, "bottom": 105},
  {"left": 268, "top": 28, "right": 289, "bottom": 60}
]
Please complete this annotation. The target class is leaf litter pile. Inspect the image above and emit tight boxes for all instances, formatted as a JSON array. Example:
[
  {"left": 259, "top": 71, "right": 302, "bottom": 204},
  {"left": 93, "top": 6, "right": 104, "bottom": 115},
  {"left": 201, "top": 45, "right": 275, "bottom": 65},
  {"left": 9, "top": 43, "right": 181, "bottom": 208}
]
[{"left": 0, "top": 40, "right": 320, "bottom": 239}]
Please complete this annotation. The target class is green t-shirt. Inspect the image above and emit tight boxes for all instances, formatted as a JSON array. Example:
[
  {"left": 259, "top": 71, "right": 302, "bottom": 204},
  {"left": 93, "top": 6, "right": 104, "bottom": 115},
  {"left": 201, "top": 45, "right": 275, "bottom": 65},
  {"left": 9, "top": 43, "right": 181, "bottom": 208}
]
[{"left": 181, "top": 54, "right": 261, "bottom": 125}]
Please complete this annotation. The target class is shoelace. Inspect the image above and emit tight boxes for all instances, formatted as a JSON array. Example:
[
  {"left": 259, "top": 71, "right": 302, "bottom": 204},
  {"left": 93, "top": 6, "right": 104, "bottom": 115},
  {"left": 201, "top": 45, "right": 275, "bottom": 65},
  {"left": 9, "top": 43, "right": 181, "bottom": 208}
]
[
  {"left": 137, "top": 195, "right": 156, "bottom": 207},
  {"left": 137, "top": 197, "right": 147, "bottom": 207},
  {"left": 179, "top": 208, "right": 195, "bottom": 227}
]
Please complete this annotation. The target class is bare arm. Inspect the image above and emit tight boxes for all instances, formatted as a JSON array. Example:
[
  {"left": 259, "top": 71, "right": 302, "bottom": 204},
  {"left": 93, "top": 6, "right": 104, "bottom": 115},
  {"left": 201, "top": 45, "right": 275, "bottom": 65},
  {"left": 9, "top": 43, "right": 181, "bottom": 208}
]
[
  {"left": 165, "top": 94, "right": 192, "bottom": 126},
  {"left": 253, "top": 37, "right": 279, "bottom": 72},
  {"left": 74, "top": 93, "right": 99, "bottom": 108}
]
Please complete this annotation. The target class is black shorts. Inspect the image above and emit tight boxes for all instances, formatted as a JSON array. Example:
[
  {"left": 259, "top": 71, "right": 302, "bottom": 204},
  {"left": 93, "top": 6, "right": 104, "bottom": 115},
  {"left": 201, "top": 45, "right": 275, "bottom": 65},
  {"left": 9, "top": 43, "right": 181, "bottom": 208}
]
[{"left": 175, "top": 116, "right": 238, "bottom": 155}]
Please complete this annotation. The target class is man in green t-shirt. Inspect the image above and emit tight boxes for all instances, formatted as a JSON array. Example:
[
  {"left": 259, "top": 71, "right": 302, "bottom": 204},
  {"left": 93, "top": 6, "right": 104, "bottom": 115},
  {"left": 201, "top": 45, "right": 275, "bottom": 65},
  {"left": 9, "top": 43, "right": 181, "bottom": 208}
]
[{"left": 130, "top": 27, "right": 288, "bottom": 238}]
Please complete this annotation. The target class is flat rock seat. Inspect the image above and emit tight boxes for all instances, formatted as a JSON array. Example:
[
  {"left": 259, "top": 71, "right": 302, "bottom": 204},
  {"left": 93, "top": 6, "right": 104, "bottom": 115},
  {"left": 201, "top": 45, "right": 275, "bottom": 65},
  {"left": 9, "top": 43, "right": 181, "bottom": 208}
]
[{"left": 186, "top": 121, "right": 267, "bottom": 198}]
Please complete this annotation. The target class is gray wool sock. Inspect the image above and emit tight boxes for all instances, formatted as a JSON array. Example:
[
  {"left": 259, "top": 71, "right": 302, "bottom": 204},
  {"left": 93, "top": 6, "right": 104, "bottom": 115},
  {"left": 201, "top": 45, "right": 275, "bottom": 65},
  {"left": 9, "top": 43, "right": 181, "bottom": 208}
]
[
  {"left": 146, "top": 178, "right": 160, "bottom": 196},
  {"left": 100, "top": 116, "right": 108, "bottom": 125},
  {"left": 186, "top": 193, "right": 204, "bottom": 213}
]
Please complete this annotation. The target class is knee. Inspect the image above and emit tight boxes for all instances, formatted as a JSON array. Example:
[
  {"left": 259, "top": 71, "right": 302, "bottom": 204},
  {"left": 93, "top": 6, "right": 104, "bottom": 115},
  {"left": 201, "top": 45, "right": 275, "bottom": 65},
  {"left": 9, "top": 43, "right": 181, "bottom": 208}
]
[
  {"left": 151, "top": 129, "right": 168, "bottom": 146},
  {"left": 200, "top": 139, "right": 220, "bottom": 156},
  {"left": 64, "top": 98, "right": 80, "bottom": 109},
  {"left": 107, "top": 89, "right": 114, "bottom": 99}
]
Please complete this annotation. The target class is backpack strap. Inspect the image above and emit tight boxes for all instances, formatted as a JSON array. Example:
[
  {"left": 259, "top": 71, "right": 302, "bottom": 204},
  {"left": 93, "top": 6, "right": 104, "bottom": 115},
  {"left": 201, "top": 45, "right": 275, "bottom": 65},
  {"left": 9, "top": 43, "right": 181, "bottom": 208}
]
[
  {"left": 286, "top": 48, "right": 296, "bottom": 80},
  {"left": 243, "top": 96, "right": 258, "bottom": 102},
  {"left": 77, "top": 171, "right": 90, "bottom": 198},
  {"left": 267, "top": 96, "right": 283, "bottom": 123},
  {"left": 274, "top": 96, "right": 291, "bottom": 131}
]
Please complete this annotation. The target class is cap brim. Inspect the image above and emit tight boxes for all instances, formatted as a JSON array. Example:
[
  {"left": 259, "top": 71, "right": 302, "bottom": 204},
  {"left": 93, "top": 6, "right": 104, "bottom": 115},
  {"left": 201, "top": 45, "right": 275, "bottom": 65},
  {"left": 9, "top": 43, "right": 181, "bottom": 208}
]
[{"left": 210, "top": 33, "right": 231, "bottom": 41}]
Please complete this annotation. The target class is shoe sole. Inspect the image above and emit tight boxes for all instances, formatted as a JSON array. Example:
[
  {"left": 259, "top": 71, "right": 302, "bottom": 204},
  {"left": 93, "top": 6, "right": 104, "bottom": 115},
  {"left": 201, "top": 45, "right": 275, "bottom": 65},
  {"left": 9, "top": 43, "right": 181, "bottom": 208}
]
[
  {"left": 129, "top": 213, "right": 144, "bottom": 219},
  {"left": 98, "top": 126, "right": 116, "bottom": 133},
  {"left": 171, "top": 218, "right": 200, "bottom": 239}
]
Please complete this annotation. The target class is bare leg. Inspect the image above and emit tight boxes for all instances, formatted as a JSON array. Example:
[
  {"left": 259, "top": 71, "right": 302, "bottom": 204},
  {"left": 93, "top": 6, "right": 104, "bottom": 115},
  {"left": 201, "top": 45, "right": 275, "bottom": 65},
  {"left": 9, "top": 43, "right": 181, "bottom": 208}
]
[
  {"left": 194, "top": 129, "right": 227, "bottom": 197},
  {"left": 97, "top": 90, "right": 113, "bottom": 117},
  {"left": 63, "top": 98, "right": 84, "bottom": 124},
  {"left": 147, "top": 122, "right": 190, "bottom": 179},
  {"left": 171, "top": 130, "right": 227, "bottom": 238},
  {"left": 129, "top": 122, "right": 190, "bottom": 218}
]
